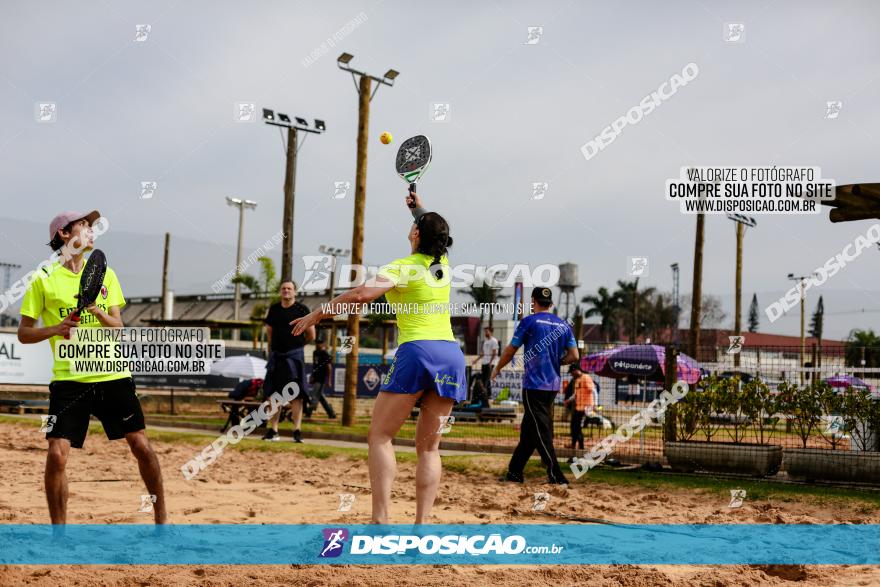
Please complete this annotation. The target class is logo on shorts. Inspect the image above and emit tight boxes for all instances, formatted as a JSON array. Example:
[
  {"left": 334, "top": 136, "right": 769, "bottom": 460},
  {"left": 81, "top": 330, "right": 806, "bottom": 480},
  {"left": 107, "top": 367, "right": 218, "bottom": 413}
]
[
  {"left": 40, "top": 414, "right": 56, "bottom": 433},
  {"left": 320, "top": 528, "right": 349, "bottom": 558},
  {"left": 100, "top": 285, "right": 108, "bottom": 299},
  {"left": 434, "top": 372, "right": 460, "bottom": 388}
]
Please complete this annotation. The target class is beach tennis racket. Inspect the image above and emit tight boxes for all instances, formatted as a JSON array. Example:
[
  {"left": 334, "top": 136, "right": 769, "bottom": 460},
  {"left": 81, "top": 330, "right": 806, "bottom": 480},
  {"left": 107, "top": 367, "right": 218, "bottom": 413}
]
[
  {"left": 396, "top": 135, "right": 432, "bottom": 208},
  {"left": 65, "top": 249, "right": 107, "bottom": 339}
]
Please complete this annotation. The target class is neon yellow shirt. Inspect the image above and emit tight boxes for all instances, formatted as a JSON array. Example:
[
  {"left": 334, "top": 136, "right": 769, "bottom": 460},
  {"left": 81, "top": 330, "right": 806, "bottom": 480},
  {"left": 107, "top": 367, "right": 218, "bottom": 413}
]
[
  {"left": 377, "top": 253, "right": 455, "bottom": 344},
  {"left": 20, "top": 260, "right": 130, "bottom": 383}
]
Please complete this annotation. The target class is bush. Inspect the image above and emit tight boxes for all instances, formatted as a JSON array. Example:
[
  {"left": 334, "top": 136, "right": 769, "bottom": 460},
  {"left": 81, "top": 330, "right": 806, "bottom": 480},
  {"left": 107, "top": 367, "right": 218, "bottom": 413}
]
[{"left": 776, "top": 381, "right": 825, "bottom": 448}]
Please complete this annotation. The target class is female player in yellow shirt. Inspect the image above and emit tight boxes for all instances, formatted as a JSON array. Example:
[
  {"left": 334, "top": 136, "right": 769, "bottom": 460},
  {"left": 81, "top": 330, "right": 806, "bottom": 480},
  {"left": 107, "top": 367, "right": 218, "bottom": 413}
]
[{"left": 292, "top": 192, "right": 464, "bottom": 524}]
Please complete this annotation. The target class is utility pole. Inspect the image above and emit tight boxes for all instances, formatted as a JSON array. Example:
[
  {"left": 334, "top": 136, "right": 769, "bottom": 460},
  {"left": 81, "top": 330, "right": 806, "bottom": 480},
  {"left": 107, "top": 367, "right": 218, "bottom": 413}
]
[
  {"left": 670, "top": 263, "right": 680, "bottom": 346},
  {"left": 726, "top": 214, "right": 757, "bottom": 368},
  {"left": 788, "top": 273, "right": 815, "bottom": 386},
  {"left": 336, "top": 52, "right": 399, "bottom": 427},
  {"left": 161, "top": 233, "right": 171, "bottom": 320},
  {"left": 227, "top": 197, "right": 257, "bottom": 340},
  {"left": 262, "top": 109, "right": 326, "bottom": 283},
  {"left": 689, "top": 214, "right": 705, "bottom": 359}
]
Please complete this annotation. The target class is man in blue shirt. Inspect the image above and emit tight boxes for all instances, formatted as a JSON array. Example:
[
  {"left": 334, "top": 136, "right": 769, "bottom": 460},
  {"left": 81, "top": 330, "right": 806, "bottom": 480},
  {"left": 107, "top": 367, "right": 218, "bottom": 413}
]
[{"left": 492, "top": 287, "right": 579, "bottom": 484}]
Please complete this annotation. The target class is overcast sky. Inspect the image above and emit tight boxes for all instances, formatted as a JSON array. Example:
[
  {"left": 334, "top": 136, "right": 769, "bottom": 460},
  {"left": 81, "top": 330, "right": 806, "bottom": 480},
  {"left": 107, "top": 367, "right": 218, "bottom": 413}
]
[{"left": 2, "top": 0, "right": 879, "bottom": 340}]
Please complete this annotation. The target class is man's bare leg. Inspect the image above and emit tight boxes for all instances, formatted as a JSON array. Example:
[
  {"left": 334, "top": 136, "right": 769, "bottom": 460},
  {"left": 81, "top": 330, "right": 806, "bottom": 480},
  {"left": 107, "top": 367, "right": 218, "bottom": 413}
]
[
  {"left": 45, "top": 438, "right": 71, "bottom": 525},
  {"left": 125, "top": 431, "right": 167, "bottom": 524}
]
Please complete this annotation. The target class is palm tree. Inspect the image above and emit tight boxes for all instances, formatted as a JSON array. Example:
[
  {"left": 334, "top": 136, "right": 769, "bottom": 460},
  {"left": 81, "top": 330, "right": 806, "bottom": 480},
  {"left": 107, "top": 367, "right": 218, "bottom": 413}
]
[
  {"left": 232, "top": 257, "right": 280, "bottom": 345},
  {"left": 641, "top": 291, "right": 678, "bottom": 342},
  {"left": 464, "top": 283, "right": 509, "bottom": 329},
  {"left": 614, "top": 279, "right": 656, "bottom": 343},
  {"left": 582, "top": 287, "right": 621, "bottom": 342}
]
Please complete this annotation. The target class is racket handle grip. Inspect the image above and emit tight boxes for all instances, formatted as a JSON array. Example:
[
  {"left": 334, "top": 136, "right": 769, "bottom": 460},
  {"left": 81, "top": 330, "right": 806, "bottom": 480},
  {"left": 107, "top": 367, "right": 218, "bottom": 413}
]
[
  {"left": 63, "top": 312, "right": 81, "bottom": 340},
  {"left": 407, "top": 183, "right": 417, "bottom": 208}
]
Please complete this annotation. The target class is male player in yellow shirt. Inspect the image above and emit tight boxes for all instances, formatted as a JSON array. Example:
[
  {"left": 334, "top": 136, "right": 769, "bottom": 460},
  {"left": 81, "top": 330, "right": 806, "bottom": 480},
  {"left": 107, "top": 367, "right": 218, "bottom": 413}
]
[{"left": 17, "top": 211, "right": 167, "bottom": 526}]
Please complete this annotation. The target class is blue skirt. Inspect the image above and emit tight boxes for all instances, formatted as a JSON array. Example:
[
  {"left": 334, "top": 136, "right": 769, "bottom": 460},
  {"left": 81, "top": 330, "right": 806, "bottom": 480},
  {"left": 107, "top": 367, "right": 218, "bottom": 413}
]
[{"left": 380, "top": 340, "right": 467, "bottom": 402}]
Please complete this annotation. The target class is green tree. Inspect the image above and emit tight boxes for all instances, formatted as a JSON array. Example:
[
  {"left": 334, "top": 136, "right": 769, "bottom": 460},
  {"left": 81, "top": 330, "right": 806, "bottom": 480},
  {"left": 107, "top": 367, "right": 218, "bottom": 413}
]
[
  {"left": 809, "top": 296, "right": 824, "bottom": 341},
  {"left": 613, "top": 279, "right": 656, "bottom": 343},
  {"left": 582, "top": 287, "right": 621, "bottom": 342},
  {"left": 845, "top": 329, "right": 880, "bottom": 376},
  {"left": 463, "top": 283, "right": 509, "bottom": 329},
  {"left": 232, "top": 257, "right": 280, "bottom": 344},
  {"left": 747, "top": 293, "right": 759, "bottom": 333}
]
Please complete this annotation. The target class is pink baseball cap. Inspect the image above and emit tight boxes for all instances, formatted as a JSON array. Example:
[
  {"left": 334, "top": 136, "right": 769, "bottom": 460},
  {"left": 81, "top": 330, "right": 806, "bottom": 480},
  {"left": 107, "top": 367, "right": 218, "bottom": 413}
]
[{"left": 48, "top": 210, "right": 101, "bottom": 242}]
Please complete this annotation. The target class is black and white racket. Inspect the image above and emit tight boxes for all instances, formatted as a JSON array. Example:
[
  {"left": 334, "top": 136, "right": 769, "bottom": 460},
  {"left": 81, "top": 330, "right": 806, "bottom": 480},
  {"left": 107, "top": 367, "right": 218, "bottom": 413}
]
[
  {"left": 66, "top": 249, "right": 107, "bottom": 338},
  {"left": 395, "top": 135, "right": 432, "bottom": 208}
]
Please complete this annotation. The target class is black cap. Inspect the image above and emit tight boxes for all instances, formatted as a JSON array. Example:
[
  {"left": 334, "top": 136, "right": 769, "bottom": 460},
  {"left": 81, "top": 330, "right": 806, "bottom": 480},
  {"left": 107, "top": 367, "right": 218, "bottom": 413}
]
[{"left": 532, "top": 287, "right": 553, "bottom": 305}]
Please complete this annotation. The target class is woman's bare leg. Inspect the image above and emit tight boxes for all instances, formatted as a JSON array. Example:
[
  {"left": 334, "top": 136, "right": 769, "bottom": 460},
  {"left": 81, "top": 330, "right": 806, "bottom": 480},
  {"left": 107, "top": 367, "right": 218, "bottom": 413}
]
[
  {"left": 414, "top": 390, "right": 454, "bottom": 524},
  {"left": 368, "top": 391, "right": 420, "bottom": 524}
]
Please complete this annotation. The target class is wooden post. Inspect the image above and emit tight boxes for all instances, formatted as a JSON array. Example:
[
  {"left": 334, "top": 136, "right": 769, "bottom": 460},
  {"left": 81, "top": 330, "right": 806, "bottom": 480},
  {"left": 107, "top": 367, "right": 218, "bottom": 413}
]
[
  {"left": 161, "top": 233, "right": 170, "bottom": 319},
  {"left": 342, "top": 74, "right": 371, "bottom": 427},
  {"left": 663, "top": 345, "right": 679, "bottom": 443},
  {"left": 733, "top": 222, "right": 743, "bottom": 368},
  {"left": 689, "top": 214, "right": 705, "bottom": 360},
  {"left": 281, "top": 127, "right": 297, "bottom": 283}
]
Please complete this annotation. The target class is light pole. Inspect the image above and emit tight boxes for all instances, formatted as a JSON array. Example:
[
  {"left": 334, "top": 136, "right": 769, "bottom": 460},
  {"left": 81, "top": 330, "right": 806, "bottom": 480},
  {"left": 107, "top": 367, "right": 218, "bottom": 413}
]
[
  {"left": 262, "top": 109, "right": 326, "bottom": 283},
  {"left": 788, "top": 272, "right": 816, "bottom": 385},
  {"left": 727, "top": 213, "right": 757, "bottom": 368},
  {"left": 319, "top": 245, "right": 351, "bottom": 361},
  {"left": 227, "top": 196, "right": 257, "bottom": 340},
  {"left": 336, "top": 52, "right": 399, "bottom": 427}
]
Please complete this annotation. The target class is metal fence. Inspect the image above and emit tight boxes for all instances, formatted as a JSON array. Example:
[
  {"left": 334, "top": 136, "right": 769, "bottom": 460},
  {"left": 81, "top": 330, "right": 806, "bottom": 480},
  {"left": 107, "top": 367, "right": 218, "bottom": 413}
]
[{"left": 382, "top": 344, "right": 880, "bottom": 485}]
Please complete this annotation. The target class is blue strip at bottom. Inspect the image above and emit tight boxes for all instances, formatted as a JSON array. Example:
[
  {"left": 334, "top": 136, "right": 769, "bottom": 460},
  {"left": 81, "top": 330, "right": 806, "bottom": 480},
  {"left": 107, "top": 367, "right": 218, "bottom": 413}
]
[{"left": 1, "top": 524, "right": 878, "bottom": 565}]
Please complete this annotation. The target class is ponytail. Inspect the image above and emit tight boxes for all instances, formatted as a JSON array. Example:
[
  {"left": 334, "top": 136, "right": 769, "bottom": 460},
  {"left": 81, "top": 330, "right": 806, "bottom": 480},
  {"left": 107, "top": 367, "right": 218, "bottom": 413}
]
[{"left": 415, "top": 212, "right": 453, "bottom": 280}]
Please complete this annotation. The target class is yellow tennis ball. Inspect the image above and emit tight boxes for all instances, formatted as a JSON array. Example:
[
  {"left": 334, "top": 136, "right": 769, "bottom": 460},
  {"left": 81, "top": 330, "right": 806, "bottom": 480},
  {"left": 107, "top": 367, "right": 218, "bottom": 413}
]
[{"left": 380, "top": 132, "right": 393, "bottom": 145}]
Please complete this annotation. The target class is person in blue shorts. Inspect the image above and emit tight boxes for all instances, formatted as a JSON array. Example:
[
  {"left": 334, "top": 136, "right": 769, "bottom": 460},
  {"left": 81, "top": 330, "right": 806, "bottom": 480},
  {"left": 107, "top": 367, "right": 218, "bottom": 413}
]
[
  {"left": 292, "top": 191, "right": 464, "bottom": 523},
  {"left": 492, "top": 287, "right": 579, "bottom": 484}
]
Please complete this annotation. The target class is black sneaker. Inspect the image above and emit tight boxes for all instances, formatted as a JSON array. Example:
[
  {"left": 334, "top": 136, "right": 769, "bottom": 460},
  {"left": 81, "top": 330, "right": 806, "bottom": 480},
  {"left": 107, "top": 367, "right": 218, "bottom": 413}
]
[
  {"left": 293, "top": 429, "right": 303, "bottom": 443},
  {"left": 328, "top": 413, "right": 337, "bottom": 419},
  {"left": 548, "top": 474, "right": 570, "bottom": 485},
  {"left": 262, "top": 429, "right": 278, "bottom": 441},
  {"left": 500, "top": 471, "right": 524, "bottom": 483}
]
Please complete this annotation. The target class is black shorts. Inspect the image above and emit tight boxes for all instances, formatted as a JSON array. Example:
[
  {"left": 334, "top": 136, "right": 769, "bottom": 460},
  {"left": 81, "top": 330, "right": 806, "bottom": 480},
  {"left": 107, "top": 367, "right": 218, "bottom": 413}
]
[{"left": 46, "top": 377, "right": 145, "bottom": 449}]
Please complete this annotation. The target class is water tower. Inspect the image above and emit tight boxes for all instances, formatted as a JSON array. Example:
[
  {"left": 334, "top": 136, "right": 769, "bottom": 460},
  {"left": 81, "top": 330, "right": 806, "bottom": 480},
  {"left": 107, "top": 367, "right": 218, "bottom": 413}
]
[{"left": 557, "top": 262, "right": 580, "bottom": 320}]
